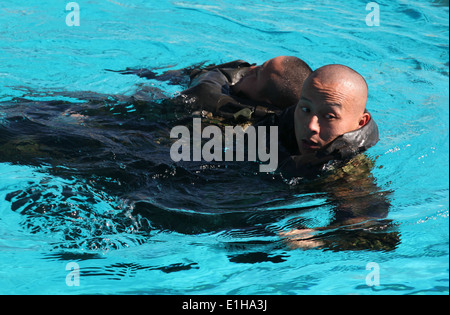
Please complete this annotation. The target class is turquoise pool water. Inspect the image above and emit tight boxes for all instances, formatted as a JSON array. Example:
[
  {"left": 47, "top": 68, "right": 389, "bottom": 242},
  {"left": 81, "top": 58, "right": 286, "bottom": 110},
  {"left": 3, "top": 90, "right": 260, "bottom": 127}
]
[{"left": 0, "top": 0, "right": 448, "bottom": 295}]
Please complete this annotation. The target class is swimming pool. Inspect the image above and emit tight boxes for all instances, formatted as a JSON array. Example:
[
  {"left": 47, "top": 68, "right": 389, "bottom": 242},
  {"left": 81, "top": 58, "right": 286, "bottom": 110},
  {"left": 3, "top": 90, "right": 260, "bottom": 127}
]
[{"left": 0, "top": 0, "right": 448, "bottom": 295}]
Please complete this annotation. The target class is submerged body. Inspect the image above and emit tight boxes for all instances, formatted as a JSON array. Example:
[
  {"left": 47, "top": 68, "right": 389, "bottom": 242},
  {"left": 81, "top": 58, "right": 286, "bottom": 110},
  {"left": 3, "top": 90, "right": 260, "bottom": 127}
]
[{"left": 0, "top": 61, "right": 397, "bottom": 251}]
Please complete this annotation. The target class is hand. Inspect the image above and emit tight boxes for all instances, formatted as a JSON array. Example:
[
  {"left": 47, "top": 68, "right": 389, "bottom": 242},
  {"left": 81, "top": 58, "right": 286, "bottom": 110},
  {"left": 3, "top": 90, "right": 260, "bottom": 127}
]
[{"left": 279, "top": 228, "right": 324, "bottom": 250}]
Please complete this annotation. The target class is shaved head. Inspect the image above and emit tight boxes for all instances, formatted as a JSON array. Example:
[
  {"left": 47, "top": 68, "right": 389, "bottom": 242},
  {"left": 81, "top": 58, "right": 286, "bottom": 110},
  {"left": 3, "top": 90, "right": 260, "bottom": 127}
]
[
  {"left": 263, "top": 56, "right": 313, "bottom": 109},
  {"left": 233, "top": 56, "right": 312, "bottom": 109},
  {"left": 304, "top": 64, "right": 368, "bottom": 115},
  {"left": 294, "top": 64, "right": 371, "bottom": 155}
]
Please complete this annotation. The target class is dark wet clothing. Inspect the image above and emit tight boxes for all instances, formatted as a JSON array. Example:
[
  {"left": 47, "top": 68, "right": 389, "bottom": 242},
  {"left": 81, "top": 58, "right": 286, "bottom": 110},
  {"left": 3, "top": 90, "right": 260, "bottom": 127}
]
[
  {"left": 255, "top": 105, "right": 379, "bottom": 177},
  {"left": 0, "top": 62, "right": 395, "bottom": 252},
  {"left": 180, "top": 60, "right": 282, "bottom": 121},
  {"left": 178, "top": 60, "right": 380, "bottom": 177},
  {"left": 92, "top": 60, "right": 382, "bottom": 179}
]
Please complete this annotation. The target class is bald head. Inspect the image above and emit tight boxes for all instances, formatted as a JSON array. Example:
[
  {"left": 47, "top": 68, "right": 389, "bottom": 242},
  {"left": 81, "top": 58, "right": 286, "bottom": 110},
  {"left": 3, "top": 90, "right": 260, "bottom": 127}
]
[
  {"left": 233, "top": 56, "right": 312, "bottom": 109},
  {"left": 304, "top": 64, "right": 368, "bottom": 115},
  {"left": 263, "top": 56, "right": 313, "bottom": 109},
  {"left": 294, "top": 64, "right": 371, "bottom": 155}
]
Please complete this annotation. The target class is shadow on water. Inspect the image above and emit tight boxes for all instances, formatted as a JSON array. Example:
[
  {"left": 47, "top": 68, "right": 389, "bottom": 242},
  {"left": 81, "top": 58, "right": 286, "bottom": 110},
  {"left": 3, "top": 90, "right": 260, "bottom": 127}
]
[{"left": 0, "top": 80, "right": 400, "bottom": 258}]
